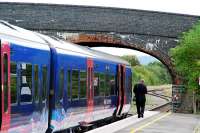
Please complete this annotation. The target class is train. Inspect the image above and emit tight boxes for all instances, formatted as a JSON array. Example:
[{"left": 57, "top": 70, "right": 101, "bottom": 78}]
[{"left": 0, "top": 20, "right": 132, "bottom": 133}]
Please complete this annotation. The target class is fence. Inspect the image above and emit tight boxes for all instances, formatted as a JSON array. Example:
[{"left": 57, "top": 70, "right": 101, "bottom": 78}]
[{"left": 172, "top": 85, "right": 185, "bottom": 112}]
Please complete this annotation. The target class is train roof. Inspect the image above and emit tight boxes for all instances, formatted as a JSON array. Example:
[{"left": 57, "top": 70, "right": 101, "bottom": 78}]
[{"left": 0, "top": 20, "right": 129, "bottom": 66}]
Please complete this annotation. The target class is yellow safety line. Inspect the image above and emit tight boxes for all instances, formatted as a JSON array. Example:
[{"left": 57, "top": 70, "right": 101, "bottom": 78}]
[
  {"left": 130, "top": 112, "right": 171, "bottom": 133},
  {"left": 193, "top": 122, "right": 200, "bottom": 133}
]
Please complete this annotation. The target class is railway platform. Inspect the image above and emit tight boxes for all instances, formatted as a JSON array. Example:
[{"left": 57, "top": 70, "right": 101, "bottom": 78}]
[{"left": 87, "top": 111, "right": 200, "bottom": 133}]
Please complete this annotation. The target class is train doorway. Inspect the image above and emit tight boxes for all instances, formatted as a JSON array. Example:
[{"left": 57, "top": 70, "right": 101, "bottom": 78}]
[
  {"left": 116, "top": 64, "right": 126, "bottom": 116},
  {"left": 86, "top": 58, "right": 94, "bottom": 121},
  {"left": 0, "top": 41, "right": 11, "bottom": 131}
]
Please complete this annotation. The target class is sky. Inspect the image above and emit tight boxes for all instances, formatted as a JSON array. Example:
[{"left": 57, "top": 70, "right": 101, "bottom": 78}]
[
  {"left": 1, "top": 0, "right": 199, "bottom": 57},
  {"left": 91, "top": 47, "right": 149, "bottom": 57},
  {"left": 1, "top": 0, "right": 200, "bottom": 16}
]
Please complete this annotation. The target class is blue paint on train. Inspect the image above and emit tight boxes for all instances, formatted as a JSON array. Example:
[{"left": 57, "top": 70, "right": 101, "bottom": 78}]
[
  {"left": 0, "top": 22, "right": 132, "bottom": 133},
  {"left": 8, "top": 42, "right": 50, "bottom": 133}
]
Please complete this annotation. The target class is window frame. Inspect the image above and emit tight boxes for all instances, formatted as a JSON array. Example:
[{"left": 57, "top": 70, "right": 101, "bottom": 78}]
[
  {"left": 99, "top": 72, "right": 106, "bottom": 97},
  {"left": 58, "top": 67, "right": 64, "bottom": 103},
  {"left": 20, "top": 63, "right": 33, "bottom": 105},
  {"left": 10, "top": 61, "right": 17, "bottom": 105},
  {"left": 71, "top": 69, "right": 80, "bottom": 100},
  {"left": 34, "top": 64, "right": 39, "bottom": 104},
  {"left": 42, "top": 65, "right": 48, "bottom": 102},
  {"left": 94, "top": 72, "right": 100, "bottom": 97},
  {"left": 3, "top": 54, "right": 8, "bottom": 112},
  {"left": 109, "top": 74, "right": 116, "bottom": 96},
  {"left": 67, "top": 69, "right": 71, "bottom": 101},
  {"left": 79, "top": 70, "right": 87, "bottom": 99}
]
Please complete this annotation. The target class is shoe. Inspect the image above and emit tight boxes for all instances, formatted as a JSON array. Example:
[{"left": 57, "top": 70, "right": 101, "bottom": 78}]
[
  {"left": 138, "top": 115, "right": 140, "bottom": 118},
  {"left": 141, "top": 114, "right": 144, "bottom": 118}
]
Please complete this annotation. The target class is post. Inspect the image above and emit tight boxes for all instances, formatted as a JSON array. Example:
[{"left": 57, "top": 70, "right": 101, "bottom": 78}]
[{"left": 193, "top": 89, "right": 196, "bottom": 114}]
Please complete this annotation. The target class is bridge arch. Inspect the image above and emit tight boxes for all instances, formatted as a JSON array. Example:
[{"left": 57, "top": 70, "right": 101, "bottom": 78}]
[{"left": 67, "top": 33, "right": 179, "bottom": 84}]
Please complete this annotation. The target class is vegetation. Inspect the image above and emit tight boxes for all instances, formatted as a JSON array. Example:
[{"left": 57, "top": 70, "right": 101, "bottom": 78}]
[
  {"left": 170, "top": 21, "right": 200, "bottom": 113},
  {"left": 122, "top": 55, "right": 171, "bottom": 86},
  {"left": 170, "top": 22, "right": 200, "bottom": 91},
  {"left": 121, "top": 55, "right": 140, "bottom": 66}
]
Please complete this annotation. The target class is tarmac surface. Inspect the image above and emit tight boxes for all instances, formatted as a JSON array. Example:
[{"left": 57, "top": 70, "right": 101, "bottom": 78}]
[
  {"left": 116, "top": 112, "right": 200, "bottom": 133},
  {"left": 87, "top": 111, "right": 200, "bottom": 133}
]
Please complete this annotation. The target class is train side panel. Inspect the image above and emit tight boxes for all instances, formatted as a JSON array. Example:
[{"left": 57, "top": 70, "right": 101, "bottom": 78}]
[
  {"left": 50, "top": 48, "right": 122, "bottom": 132},
  {"left": 0, "top": 39, "right": 51, "bottom": 133},
  {"left": 50, "top": 50, "right": 88, "bottom": 131}
]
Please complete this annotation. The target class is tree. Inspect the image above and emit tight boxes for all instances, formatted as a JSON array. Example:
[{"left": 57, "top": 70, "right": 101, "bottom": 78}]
[
  {"left": 170, "top": 22, "right": 200, "bottom": 90},
  {"left": 170, "top": 21, "right": 200, "bottom": 113},
  {"left": 121, "top": 55, "right": 140, "bottom": 66}
]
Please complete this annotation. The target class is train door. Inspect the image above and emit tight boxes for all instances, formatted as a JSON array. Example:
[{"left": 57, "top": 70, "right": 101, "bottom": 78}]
[
  {"left": 86, "top": 59, "right": 94, "bottom": 122},
  {"left": 116, "top": 64, "right": 125, "bottom": 116},
  {"left": 0, "top": 41, "right": 11, "bottom": 131}
]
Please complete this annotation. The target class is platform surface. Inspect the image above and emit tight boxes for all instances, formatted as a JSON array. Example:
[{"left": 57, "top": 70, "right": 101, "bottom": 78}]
[
  {"left": 115, "top": 112, "right": 200, "bottom": 133},
  {"left": 86, "top": 111, "right": 160, "bottom": 133}
]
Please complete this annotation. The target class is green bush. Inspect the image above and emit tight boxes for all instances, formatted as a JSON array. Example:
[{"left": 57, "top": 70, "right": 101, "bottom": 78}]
[
  {"left": 132, "top": 62, "right": 171, "bottom": 86},
  {"left": 170, "top": 21, "right": 200, "bottom": 90}
]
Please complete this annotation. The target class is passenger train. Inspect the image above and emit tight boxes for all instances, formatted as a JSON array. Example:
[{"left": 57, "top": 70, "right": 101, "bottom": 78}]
[{"left": 0, "top": 20, "right": 132, "bottom": 133}]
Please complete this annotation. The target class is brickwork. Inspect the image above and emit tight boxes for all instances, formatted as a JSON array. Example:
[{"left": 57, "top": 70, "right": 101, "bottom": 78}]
[{"left": 1, "top": 2, "right": 199, "bottom": 112}]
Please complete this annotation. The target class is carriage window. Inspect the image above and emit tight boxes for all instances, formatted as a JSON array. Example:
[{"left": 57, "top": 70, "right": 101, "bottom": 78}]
[
  {"left": 72, "top": 70, "right": 79, "bottom": 99},
  {"left": 20, "top": 63, "right": 32, "bottom": 103},
  {"left": 94, "top": 73, "right": 99, "bottom": 97},
  {"left": 34, "top": 65, "right": 39, "bottom": 102},
  {"left": 42, "top": 66, "right": 48, "bottom": 101},
  {"left": 11, "top": 62, "right": 17, "bottom": 104},
  {"left": 105, "top": 73, "right": 110, "bottom": 96},
  {"left": 67, "top": 70, "right": 71, "bottom": 100},
  {"left": 99, "top": 73, "right": 105, "bottom": 96},
  {"left": 80, "top": 71, "right": 87, "bottom": 98},
  {"left": 3, "top": 54, "right": 8, "bottom": 112},
  {"left": 59, "top": 68, "right": 64, "bottom": 101},
  {"left": 110, "top": 75, "right": 115, "bottom": 95}
]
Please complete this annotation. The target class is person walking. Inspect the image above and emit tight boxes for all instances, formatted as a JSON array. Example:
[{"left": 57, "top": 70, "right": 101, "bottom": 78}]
[{"left": 133, "top": 79, "right": 147, "bottom": 118}]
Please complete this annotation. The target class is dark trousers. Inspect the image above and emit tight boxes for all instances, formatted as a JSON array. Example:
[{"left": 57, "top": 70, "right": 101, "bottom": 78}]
[{"left": 136, "top": 100, "right": 145, "bottom": 116}]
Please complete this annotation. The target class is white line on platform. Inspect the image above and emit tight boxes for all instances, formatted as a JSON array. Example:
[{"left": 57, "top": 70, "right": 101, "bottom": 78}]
[
  {"left": 86, "top": 111, "right": 160, "bottom": 133},
  {"left": 131, "top": 112, "right": 171, "bottom": 133}
]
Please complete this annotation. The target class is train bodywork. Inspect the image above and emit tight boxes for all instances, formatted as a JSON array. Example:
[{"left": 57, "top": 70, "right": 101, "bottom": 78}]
[{"left": 0, "top": 21, "right": 132, "bottom": 133}]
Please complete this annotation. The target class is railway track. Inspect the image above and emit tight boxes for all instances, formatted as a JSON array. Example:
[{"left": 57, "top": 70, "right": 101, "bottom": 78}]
[{"left": 150, "top": 102, "right": 171, "bottom": 112}]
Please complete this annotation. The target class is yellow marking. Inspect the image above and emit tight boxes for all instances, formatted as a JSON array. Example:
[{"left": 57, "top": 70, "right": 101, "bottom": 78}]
[
  {"left": 130, "top": 112, "right": 171, "bottom": 133},
  {"left": 193, "top": 122, "right": 200, "bottom": 133}
]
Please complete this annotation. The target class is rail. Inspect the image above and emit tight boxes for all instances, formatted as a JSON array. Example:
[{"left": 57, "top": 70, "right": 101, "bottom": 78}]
[{"left": 150, "top": 102, "right": 171, "bottom": 111}]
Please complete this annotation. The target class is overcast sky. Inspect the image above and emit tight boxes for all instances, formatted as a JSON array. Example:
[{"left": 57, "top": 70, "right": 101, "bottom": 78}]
[
  {"left": 1, "top": 0, "right": 200, "bottom": 16},
  {"left": 1, "top": 0, "right": 199, "bottom": 57},
  {"left": 91, "top": 47, "right": 150, "bottom": 57}
]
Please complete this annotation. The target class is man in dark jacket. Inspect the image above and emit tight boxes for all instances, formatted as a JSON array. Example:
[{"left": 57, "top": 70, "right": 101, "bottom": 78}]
[{"left": 133, "top": 79, "right": 147, "bottom": 118}]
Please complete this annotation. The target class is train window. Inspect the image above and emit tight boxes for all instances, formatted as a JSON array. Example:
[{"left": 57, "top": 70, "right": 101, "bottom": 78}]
[
  {"left": 80, "top": 71, "right": 87, "bottom": 98},
  {"left": 105, "top": 73, "right": 110, "bottom": 96},
  {"left": 42, "top": 66, "right": 48, "bottom": 101},
  {"left": 94, "top": 73, "right": 99, "bottom": 97},
  {"left": 11, "top": 62, "right": 17, "bottom": 104},
  {"left": 72, "top": 70, "right": 79, "bottom": 99},
  {"left": 20, "top": 63, "right": 32, "bottom": 103},
  {"left": 99, "top": 73, "right": 105, "bottom": 96},
  {"left": 3, "top": 54, "right": 8, "bottom": 112},
  {"left": 59, "top": 68, "right": 64, "bottom": 101},
  {"left": 67, "top": 70, "right": 71, "bottom": 100},
  {"left": 110, "top": 75, "right": 116, "bottom": 95},
  {"left": 34, "top": 65, "right": 39, "bottom": 102}
]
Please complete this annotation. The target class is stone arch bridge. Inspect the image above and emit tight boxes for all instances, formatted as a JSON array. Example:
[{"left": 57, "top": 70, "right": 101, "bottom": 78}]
[{"left": 0, "top": 2, "right": 200, "bottom": 84}]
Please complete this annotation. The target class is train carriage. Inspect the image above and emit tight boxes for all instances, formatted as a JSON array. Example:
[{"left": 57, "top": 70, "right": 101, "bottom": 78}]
[
  {"left": 0, "top": 21, "right": 132, "bottom": 133},
  {"left": 0, "top": 21, "right": 51, "bottom": 132}
]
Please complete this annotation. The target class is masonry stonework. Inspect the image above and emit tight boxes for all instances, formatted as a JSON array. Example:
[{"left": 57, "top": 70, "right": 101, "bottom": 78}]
[{"left": 1, "top": 2, "right": 199, "bottom": 112}]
